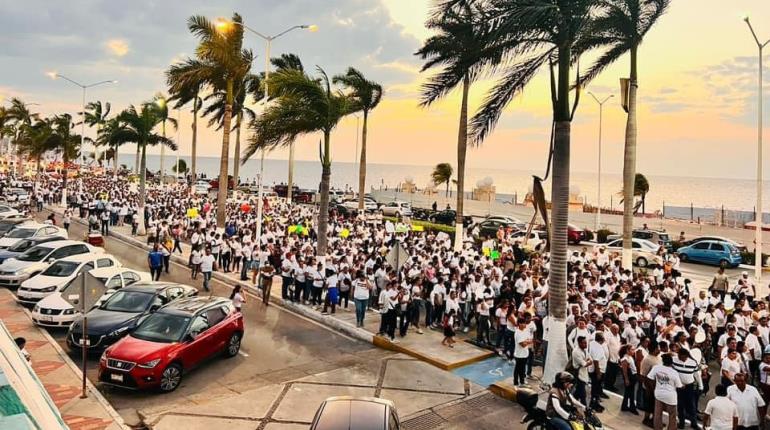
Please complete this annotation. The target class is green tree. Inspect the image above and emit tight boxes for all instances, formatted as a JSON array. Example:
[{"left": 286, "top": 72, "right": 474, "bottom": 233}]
[
  {"left": 48, "top": 114, "right": 84, "bottom": 203},
  {"left": 172, "top": 13, "right": 253, "bottom": 227},
  {"left": 15, "top": 117, "right": 56, "bottom": 185},
  {"left": 579, "top": 0, "right": 670, "bottom": 267},
  {"left": 464, "top": 0, "right": 601, "bottom": 382},
  {"left": 431, "top": 163, "right": 454, "bottom": 197},
  {"left": 152, "top": 94, "right": 179, "bottom": 184},
  {"left": 112, "top": 103, "right": 176, "bottom": 235},
  {"left": 333, "top": 68, "right": 383, "bottom": 210},
  {"left": 172, "top": 158, "right": 188, "bottom": 174},
  {"left": 416, "top": 2, "right": 495, "bottom": 251},
  {"left": 166, "top": 74, "right": 202, "bottom": 187},
  {"left": 245, "top": 67, "right": 353, "bottom": 255},
  {"left": 81, "top": 101, "right": 111, "bottom": 168}
]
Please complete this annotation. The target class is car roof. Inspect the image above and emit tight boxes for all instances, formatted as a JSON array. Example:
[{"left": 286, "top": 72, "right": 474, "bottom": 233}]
[
  {"left": 159, "top": 296, "right": 229, "bottom": 316},
  {"left": 120, "top": 282, "right": 183, "bottom": 293},
  {"left": 56, "top": 253, "right": 114, "bottom": 264},
  {"left": 15, "top": 222, "right": 48, "bottom": 229},
  {"left": 33, "top": 240, "right": 88, "bottom": 250},
  {"left": 313, "top": 396, "right": 394, "bottom": 430}
]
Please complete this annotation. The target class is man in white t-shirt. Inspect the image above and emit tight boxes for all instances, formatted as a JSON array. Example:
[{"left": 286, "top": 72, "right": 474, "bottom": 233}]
[
  {"left": 704, "top": 384, "right": 738, "bottom": 430},
  {"left": 199, "top": 248, "right": 217, "bottom": 292},
  {"left": 727, "top": 373, "right": 765, "bottom": 430},
  {"left": 647, "top": 354, "right": 682, "bottom": 430}
]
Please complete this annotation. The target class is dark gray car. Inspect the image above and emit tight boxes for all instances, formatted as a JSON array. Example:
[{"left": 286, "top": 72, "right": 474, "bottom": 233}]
[{"left": 311, "top": 396, "right": 400, "bottom": 430}]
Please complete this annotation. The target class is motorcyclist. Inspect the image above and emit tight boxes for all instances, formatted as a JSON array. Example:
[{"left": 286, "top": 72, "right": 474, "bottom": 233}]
[{"left": 546, "top": 371, "right": 587, "bottom": 430}]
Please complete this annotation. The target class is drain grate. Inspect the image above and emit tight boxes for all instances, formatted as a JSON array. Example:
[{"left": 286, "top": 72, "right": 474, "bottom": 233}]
[
  {"left": 463, "top": 392, "right": 499, "bottom": 409},
  {"left": 402, "top": 412, "right": 446, "bottom": 430}
]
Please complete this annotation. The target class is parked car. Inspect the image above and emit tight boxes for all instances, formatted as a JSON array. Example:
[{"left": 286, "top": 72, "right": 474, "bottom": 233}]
[
  {"left": 379, "top": 201, "right": 412, "bottom": 217},
  {"left": 568, "top": 224, "right": 590, "bottom": 245},
  {"left": 208, "top": 176, "right": 235, "bottom": 191},
  {"left": 485, "top": 215, "right": 522, "bottom": 225},
  {"left": 608, "top": 228, "right": 672, "bottom": 250},
  {"left": 310, "top": 397, "right": 400, "bottom": 430},
  {"left": 597, "top": 238, "right": 663, "bottom": 267},
  {"left": 0, "top": 204, "right": 21, "bottom": 219},
  {"left": 0, "top": 218, "right": 31, "bottom": 238},
  {"left": 16, "top": 253, "right": 120, "bottom": 305},
  {"left": 511, "top": 230, "right": 548, "bottom": 251},
  {"left": 677, "top": 240, "right": 742, "bottom": 267},
  {"left": 293, "top": 190, "right": 315, "bottom": 204},
  {"left": 0, "top": 236, "right": 65, "bottom": 265},
  {"left": 411, "top": 207, "right": 433, "bottom": 221},
  {"left": 98, "top": 296, "right": 243, "bottom": 392},
  {"left": 0, "top": 223, "right": 68, "bottom": 249},
  {"left": 684, "top": 236, "right": 747, "bottom": 253},
  {"left": 341, "top": 199, "right": 378, "bottom": 213},
  {"left": 67, "top": 282, "right": 198, "bottom": 353},
  {"left": 32, "top": 267, "right": 152, "bottom": 328},
  {"left": 0, "top": 240, "right": 98, "bottom": 289},
  {"left": 428, "top": 210, "right": 473, "bottom": 227},
  {"left": 5, "top": 188, "right": 30, "bottom": 206},
  {"left": 474, "top": 219, "right": 519, "bottom": 239}
]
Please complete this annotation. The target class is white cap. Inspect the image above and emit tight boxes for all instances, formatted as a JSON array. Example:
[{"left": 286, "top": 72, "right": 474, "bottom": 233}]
[{"left": 742, "top": 271, "right": 748, "bottom": 276}]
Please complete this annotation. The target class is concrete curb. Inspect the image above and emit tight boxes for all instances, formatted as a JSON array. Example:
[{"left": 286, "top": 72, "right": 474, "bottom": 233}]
[{"left": 17, "top": 305, "right": 132, "bottom": 430}]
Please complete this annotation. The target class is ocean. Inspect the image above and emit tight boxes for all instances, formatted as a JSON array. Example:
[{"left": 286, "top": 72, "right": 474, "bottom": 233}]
[{"left": 116, "top": 153, "right": 767, "bottom": 214}]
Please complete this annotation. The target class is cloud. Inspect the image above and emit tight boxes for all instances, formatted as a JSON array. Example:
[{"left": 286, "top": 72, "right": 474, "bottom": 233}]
[{"left": 105, "top": 39, "right": 129, "bottom": 57}]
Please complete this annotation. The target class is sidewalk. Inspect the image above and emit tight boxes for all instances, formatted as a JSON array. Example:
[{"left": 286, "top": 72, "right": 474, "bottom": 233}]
[
  {"left": 44, "top": 207, "right": 494, "bottom": 372},
  {"left": 0, "top": 288, "right": 129, "bottom": 430}
]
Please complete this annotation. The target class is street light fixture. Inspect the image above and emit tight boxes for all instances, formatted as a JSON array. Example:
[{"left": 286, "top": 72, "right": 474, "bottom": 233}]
[
  {"left": 217, "top": 18, "right": 316, "bottom": 241},
  {"left": 48, "top": 73, "right": 117, "bottom": 206},
  {"left": 744, "top": 17, "right": 770, "bottom": 288},
  {"left": 587, "top": 92, "right": 613, "bottom": 231}
]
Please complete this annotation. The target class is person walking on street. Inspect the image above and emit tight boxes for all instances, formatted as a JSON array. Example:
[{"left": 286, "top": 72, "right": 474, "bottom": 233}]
[
  {"left": 672, "top": 349, "right": 701, "bottom": 430},
  {"left": 513, "top": 318, "right": 533, "bottom": 386},
  {"left": 259, "top": 263, "right": 275, "bottom": 306},
  {"left": 230, "top": 284, "right": 245, "bottom": 313},
  {"left": 200, "top": 247, "right": 216, "bottom": 293},
  {"left": 100, "top": 209, "right": 110, "bottom": 236},
  {"left": 63, "top": 210, "right": 71, "bottom": 232},
  {"left": 727, "top": 373, "right": 765, "bottom": 430},
  {"left": 647, "top": 353, "right": 682, "bottom": 430},
  {"left": 190, "top": 246, "right": 202, "bottom": 280},
  {"left": 148, "top": 243, "right": 163, "bottom": 281},
  {"left": 588, "top": 333, "right": 608, "bottom": 412},
  {"left": 704, "top": 384, "right": 738, "bottom": 430},
  {"left": 353, "top": 270, "right": 372, "bottom": 327},
  {"left": 712, "top": 267, "right": 729, "bottom": 300}
]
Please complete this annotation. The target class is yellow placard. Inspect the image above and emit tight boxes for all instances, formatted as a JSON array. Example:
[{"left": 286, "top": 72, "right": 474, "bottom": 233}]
[
  {"left": 288, "top": 225, "right": 298, "bottom": 233},
  {"left": 482, "top": 247, "right": 491, "bottom": 257},
  {"left": 412, "top": 225, "right": 424, "bottom": 232},
  {"left": 340, "top": 228, "right": 350, "bottom": 238},
  {"left": 186, "top": 208, "right": 199, "bottom": 218}
]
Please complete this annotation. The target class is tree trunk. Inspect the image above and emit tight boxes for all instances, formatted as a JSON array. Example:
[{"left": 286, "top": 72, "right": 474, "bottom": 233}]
[
  {"left": 233, "top": 111, "right": 242, "bottom": 187},
  {"left": 137, "top": 143, "right": 147, "bottom": 236},
  {"left": 216, "top": 80, "right": 233, "bottom": 228},
  {"left": 60, "top": 151, "right": 69, "bottom": 207},
  {"left": 134, "top": 145, "right": 140, "bottom": 175},
  {"left": 357, "top": 111, "right": 369, "bottom": 210},
  {"left": 454, "top": 75, "right": 470, "bottom": 251},
  {"left": 113, "top": 142, "right": 119, "bottom": 180},
  {"left": 317, "top": 130, "right": 332, "bottom": 256},
  {"left": 446, "top": 182, "right": 449, "bottom": 198},
  {"left": 622, "top": 47, "right": 638, "bottom": 269},
  {"left": 191, "top": 94, "right": 198, "bottom": 188}
]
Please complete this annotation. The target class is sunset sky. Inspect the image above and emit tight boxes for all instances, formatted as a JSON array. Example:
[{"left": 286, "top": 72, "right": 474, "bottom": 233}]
[{"left": 1, "top": 0, "right": 770, "bottom": 180}]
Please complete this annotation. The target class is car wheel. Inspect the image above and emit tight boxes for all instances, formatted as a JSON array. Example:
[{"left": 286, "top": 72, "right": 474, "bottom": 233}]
[
  {"left": 679, "top": 253, "right": 688, "bottom": 262},
  {"left": 159, "top": 363, "right": 183, "bottom": 392},
  {"left": 636, "top": 257, "right": 648, "bottom": 267},
  {"left": 225, "top": 332, "right": 241, "bottom": 358}
]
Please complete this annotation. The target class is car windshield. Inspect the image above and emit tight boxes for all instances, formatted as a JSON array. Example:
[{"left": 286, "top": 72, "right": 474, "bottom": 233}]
[
  {"left": 0, "top": 223, "right": 17, "bottom": 234},
  {"left": 17, "top": 246, "right": 52, "bottom": 262},
  {"left": 131, "top": 312, "right": 190, "bottom": 343},
  {"left": 42, "top": 260, "right": 80, "bottom": 277},
  {"left": 658, "top": 234, "right": 670, "bottom": 242},
  {"left": 99, "top": 290, "right": 154, "bottom": 312},
  {"left": 8, "top": 239, "right": 33, "bottom": 252},
  {"left": 6, "top": 228, "right": 35, "bottom": 239}
]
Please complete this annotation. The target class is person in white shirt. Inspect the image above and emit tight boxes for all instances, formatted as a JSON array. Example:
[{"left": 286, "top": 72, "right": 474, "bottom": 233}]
[
  {"left": 647, "top": 354, "right": 682, "bottom": 430},
  {"left": 672, "top": 349, "right": 701, "bottom": 429},
  {"left": 571, "top": 336, "right": 593, "bottom": 407},
  {"left": 727, "top": 373, "right": 765, "bottom": 429},
  {"left": 588, "top": 333, "right": 608, "bottom": 411},
  {"left": 704, "top": 384, "right": 739, "bottom": 430},
  {"left": 513, "top": 319, "right": 533, "bottom": 385},
  {"left": 352, "top": 270, "right": 372, "bottom": 327},
  {"left": 199, "top": 247, "right": 217, "bottom": 292},
  {"left": 622, "top": 317, "right": 644, "bottom": 348}
]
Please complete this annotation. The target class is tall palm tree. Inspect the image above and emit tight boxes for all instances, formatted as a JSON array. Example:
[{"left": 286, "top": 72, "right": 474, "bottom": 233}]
[
  {"left": 431, "top": 162, "right": 454, "bottom": 197},
  {"left": 202, "top": 70, "right": 259, "bottom": 186},
  {"left": 95, "top": 117, "right": 127, "bottom": 176},
  {"left": 112, "top": 103, "right": 176, "bottom": 235},
  {"left": 6, "top": 98, "right": 39, "bottom": 175},
  {"left": 48, "top": 114, "right": 84, "bottom": 203},
  {"left": 416, "top": 2, "right": 495, "bottom": 251},
  {"left": 171, "top": 13, "right": 252, "bottom": 227},
  {"left": 333, "top": 68, "right": 383, "bottom": 210},
  {"left": 578, "top": 0, "right": 670, "bottom": 267},
  {"left": 152, "top": 94, "right": 179, "bottom": 184},
  {"left": 634, "top": 172, "right": 649, "bottom": 214},
  {"left": 166, "top": 75, "right": 202, "bottom": 186},
  {"left": 245, "top": 67, "right": 353, "bottom": 255},
  {"left": 81, "top": 101, "right": 111, "bottom": 169},
  {"left": 464, "top": 0, "right": 601, "bottom": 382},
  {"left": 15, "top": 117, "right": 56, "bottom": 186}
]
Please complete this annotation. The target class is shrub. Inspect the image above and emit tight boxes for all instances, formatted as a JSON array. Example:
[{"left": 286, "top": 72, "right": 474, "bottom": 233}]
[
  {"left": 596, "top": 229, "right": 616, "bottom": 244},
  {"left": 382, "top": 216, "right": 456, "bottom": 234}
]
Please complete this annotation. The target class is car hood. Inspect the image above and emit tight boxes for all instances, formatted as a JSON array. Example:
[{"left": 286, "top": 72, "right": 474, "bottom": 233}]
[
  {"left": 0, "top": 237, "right": 22, "bottom": 248},
  {"left": 72, "top": 308, "right": 142, "bottom": 335},
  {"left": 0, "top": 259, "right": 43, "bottom": 273},
  {"left": 107, "top": 334, "right": 181, "bottom": 364},
  {"left": 0, "top": 250, "right": 21, "bottom": 261},
  {"left": 37, "top": 292, "right": 73, "bottom": 311},
  {"left": 21, "top": 274, "right": 70, "bottom": 291}
]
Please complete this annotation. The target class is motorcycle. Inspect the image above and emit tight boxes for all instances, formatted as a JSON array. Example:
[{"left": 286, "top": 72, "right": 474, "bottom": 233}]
[{"left": 516, "top": 385, "right": 604, "bottom": 430}]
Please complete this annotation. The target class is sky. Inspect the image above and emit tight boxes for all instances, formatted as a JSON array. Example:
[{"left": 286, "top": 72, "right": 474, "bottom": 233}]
[{"left": 1, "top": 0, "right": 770, "bottom": 180}]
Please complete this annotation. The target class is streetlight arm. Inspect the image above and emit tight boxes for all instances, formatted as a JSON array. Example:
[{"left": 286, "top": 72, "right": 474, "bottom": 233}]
[
  {"left": 85, "top": 80, "right": 117, "bottom": 89},
  {"left": 273, "top": 25, "right": 307, "bottom": 40},
  {"left": 239, "top": 22, "right": 270, "bottom": 41},
  {"left": 55, "top": 74, "right": 85, "bottom": 88},
  {"left": 745, "top": 19, "right": 770, "bottom": 48}
]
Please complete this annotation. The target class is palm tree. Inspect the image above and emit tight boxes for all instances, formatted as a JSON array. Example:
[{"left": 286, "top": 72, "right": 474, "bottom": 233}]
[
  {"left": 152, "top": 94, "right": 179, "bottom": 185},
  {"left": 245, "top": 67, "right": 353, "bottom": 255},
  {"left": 416, "top": 2, "right": 495, "bottom": 251},
  {"left": 579, "top": 0, "right": 670, "bottom": 268},
  {"left": 112, "top": 103, "right": 176, "bottom": 235},
  {"left": 48, "top": 114, "right": 84, "bottom": 203},
  {"left": 634, "top": 172, "right": 649, "bottom": 214},
  {"left": 166, "top": 75, "right": 202, "bottom": 186},
  {"left": 81, "top": 101, "right": 111, "bottom": 169},
  {"left": 172, "top": 158, "right": 188, "bottom": 175},
  {"left": 202, "top": 70, "right": 259, "bottom": 186},
  {"left": 15, "top": 117, "right": 56, "bottom": 186},
  {"left": 6, "top": 98, "right": 39, "bottom": 175},
  {"left": 95, "top": 117, "right": 127, "bottom": 176},
  {"left": 333, "top": 68, "right": 383, "bottom": 210},
  {"left": 463, "top": 0, "right": 601, "bottom": 382},
  {"left": 431, "top": 163, "right": 454, "bottom": 197},
  {"left": 171, "top": 13, "right": 252, "bottom": 227}
]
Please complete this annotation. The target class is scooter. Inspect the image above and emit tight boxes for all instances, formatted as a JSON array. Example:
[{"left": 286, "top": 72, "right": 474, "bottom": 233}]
[{"left": 516, "top": 385, "right": 604, "bottom": 430}]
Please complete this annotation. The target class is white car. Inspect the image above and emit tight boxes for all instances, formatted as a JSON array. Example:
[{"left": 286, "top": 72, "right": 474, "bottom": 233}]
[
  {"left": 5, "top": 188, "right": 30, "bottom": 205},
  {"left": 0, "top": 223, "right": 68, "bottom": 249},
  {"left": 380, "top": 201, "right": 412, "bottom": 217},
  {"left": 595, "top": 238, "right": 663, "bottom": 267},
  {"left": 16, "top": 253, "right": 121, "bottom": 305},
  {"left": 341, "top": 199, "right": 378, "bottom": 212},
  {"left": 193, "top": 182, "right": 211, "bottom": 195},
  {"left": 0, "top": 241, "right": 100, "bottom": 289},
  {"left": 32, "top": 267, "right": 151, "bottom": 328},
  {"left": 0, "top": 205, "right": 21, "bottom": 219},
  {"left": 512, "top": 230, "right": 548, "bottom": 251},
  {"left": 485, "top": 215, "right": 523, "bottom": 225}
]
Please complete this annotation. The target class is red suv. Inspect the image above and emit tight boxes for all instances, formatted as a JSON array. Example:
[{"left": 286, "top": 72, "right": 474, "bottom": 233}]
[{"left": 98, "top": 296, "right": 244, "bottom": 392}]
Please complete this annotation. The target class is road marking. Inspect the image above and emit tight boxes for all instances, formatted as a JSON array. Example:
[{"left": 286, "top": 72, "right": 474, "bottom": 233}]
[{"left": 238, "top": 350, "right": 249, "bottom": 357}]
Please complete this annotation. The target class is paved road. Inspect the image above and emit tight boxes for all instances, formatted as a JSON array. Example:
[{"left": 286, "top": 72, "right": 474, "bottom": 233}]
[{"left": 36, "top": 210, "right": 523, "bottom": 430}]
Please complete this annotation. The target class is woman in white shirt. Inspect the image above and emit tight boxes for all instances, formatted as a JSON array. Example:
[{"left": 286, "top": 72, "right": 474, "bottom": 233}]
[
  {"left": 619, "top": 344, "right": 638, "bottom": 413},
  {"left": 351, "top": 271, "right": 372, "bottom": 328},
  {"left": 513, "top": 319, "right": 533, "bottom": 386},
  {"left": 229, "top": 284, "right": 246, "bottom": 312}
]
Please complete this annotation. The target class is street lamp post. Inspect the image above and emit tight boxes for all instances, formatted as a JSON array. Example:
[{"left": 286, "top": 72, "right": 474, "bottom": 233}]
[
  {"left": 587, "top": 92, "right": 613, "bottom": 231},
  {"left": 745, "top": 17, "right": 770, "bottom": 287},
  {"left": 49, "top": 73, "right": 116, "bottom": 206},
  {"left": 176, "top": 108, "right": 181, "bottom": 185},
  {"left": 221, "top": 19, "right": 316, "bottom": 242}
]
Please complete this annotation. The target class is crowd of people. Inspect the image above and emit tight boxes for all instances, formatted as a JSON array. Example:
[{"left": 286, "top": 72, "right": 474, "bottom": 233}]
[{"left": 23, "top": 173, "right": 770, "bottom": 430}]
